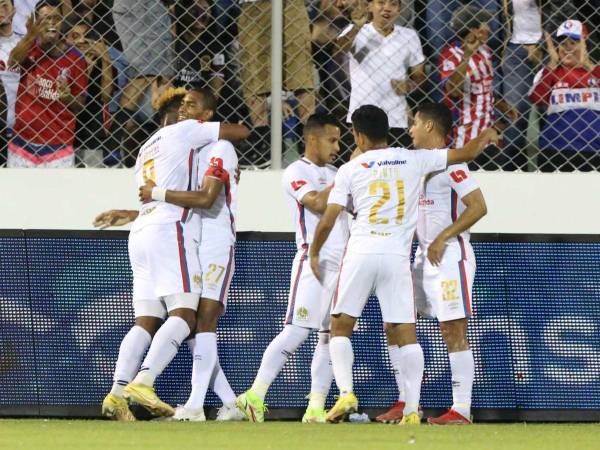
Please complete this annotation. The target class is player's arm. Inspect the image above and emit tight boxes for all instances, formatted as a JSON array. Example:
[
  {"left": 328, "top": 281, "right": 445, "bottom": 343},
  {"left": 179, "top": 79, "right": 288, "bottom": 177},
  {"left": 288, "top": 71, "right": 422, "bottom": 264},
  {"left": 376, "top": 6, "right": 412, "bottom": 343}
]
[
  {"left": 446, "top": 128, "right": 499, "bottom": 165},
  {"left": 427, "top": 189, "right": 487, "bottom": 266},
  {"left": 309, "top": 203, "right": 345, "bottom": 281},
  {"left": 139, "top": 177, "right": 223, "bottom": 209},
  {"left": 301, "top": 186, "right": 333, "bottom": 215},
  {"left": 93, "top": 209, "right": 139, "bottom": 229},
  {"left": 218, "top": 123, "right": 250, "bottom": 142}
]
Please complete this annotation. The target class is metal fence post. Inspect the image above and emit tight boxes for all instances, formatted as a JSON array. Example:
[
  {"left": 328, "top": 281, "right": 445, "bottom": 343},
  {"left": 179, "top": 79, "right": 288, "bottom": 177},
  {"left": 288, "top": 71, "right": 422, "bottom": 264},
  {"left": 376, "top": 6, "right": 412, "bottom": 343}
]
[{"left": 270, "top": 0, "right": 283, "bottom": 170}]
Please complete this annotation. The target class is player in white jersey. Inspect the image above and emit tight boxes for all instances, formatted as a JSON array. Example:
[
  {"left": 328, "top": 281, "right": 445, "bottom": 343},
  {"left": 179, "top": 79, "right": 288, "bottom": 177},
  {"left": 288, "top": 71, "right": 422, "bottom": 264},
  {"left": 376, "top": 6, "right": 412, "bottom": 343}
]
[
  {"left": 310, "top": 105, "right": 498, "bottom": 424},
  {"left": 138, "top": 95, "right": 243, "bottom": 422},
  {"left": 235, "top": 114, "right": 350, "bottom": 423},
  {"left": 101, "top": 88, "right": 249, "bottom": 421},
  {"left": 375, "top": 103, "right": 488, "bottom": 425}
]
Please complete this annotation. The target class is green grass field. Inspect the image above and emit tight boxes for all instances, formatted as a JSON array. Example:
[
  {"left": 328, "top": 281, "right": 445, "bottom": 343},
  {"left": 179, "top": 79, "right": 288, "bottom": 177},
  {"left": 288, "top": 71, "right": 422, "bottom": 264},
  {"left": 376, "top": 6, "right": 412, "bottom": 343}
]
[{"left": 1, "top": 420, "right": 599, "bottom": 450}]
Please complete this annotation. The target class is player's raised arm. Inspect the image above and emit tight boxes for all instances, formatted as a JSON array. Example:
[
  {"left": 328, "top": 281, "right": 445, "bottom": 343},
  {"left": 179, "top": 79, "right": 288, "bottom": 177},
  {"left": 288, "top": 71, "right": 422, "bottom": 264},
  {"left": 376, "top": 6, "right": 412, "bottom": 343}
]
[
  {"left": 447, "top": 128, "right": 499, "bottom": 166},
  {"left": 219, "top": 123, "right": 251, "bottom": 143},
  {"left": 140, "top": 178, "right": 224, "bottom": 210}
]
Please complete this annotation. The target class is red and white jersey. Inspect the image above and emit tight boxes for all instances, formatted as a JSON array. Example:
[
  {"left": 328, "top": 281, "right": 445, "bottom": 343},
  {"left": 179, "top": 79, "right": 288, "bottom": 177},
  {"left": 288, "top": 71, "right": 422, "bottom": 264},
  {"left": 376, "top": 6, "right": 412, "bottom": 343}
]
[
  {"left": 131, "top": 120, "right": 220, "bottom": 232},
  {"left": 416, "top": 163, "right": 479, "bottom": 254},
  {"left": 282, "top": 157, "right": 349, "bottom": 265},
  {"left": 328, "top": 148, "right": 447, "bottom": 256},
  {"left": 196, "top": 140, "right": 239, "bottom": 246},
  {"left": 439, "top": 43, "right": 495, "bottom": 146},
  {"left": 0, "top": 32, "right": 23, "bottom": 129}
]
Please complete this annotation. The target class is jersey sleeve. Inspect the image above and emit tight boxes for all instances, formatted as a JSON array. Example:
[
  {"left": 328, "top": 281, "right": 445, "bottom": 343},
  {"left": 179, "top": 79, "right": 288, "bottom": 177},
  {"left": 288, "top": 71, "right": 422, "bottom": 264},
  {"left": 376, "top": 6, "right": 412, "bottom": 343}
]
[
  {"left": 328, "top": 164, "right": 351, "bottom": 207},
  {"left": 186, "top": 120, "right": 221, "bottom": 148},
  {"left": 407, "top": 29, "right": 425, "bottom": 67},
  {"left": 204, "top": 141, "right": 238, "bottom": 185},
  {"left": 415, "top": 149, "right": 448, "bottom": 175},
  {"left": 282, "top": 163, "right": 318, "bottom": 203},
  {"left": 438, "top": 46, "right": 460, "bottom": 85},
  {"left": 447, "top": 164, "right": 479, "bottom": 199}
]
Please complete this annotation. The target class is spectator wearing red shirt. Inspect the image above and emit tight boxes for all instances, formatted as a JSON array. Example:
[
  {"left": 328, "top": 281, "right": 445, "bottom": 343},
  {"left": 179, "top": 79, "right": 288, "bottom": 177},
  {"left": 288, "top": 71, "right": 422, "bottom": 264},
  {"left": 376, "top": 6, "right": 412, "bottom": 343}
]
[
  {"left": 7, "top": 1, "right": 87, "bottom": 167},
  {"left": 439, "top": 5, "right": 517, "bottom": 170}
]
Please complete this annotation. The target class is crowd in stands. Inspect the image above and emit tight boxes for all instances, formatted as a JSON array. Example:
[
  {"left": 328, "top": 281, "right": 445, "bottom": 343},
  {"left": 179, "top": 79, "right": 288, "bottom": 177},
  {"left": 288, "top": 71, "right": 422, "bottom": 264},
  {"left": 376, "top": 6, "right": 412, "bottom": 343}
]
[{"left": 0, "top": 0, "right": 597, "bottom": 171}]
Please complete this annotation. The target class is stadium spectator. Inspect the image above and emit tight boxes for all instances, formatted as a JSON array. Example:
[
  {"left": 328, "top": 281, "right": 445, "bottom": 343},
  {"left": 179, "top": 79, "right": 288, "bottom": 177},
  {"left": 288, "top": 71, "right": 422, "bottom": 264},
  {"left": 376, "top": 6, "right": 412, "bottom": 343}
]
[
  {"left": 238, "top": 0, "right": 316, "bottom": 167},
  {"left": 111, "top": 0, "right": 174, "bottom": 166},
  {"left": 73, "top": 0, "right": 122, "bottom": 51},
  {"left": 337, "top": 0, "right": 425, "bottom": 148},
  {"left": 439, "top": 5, "right": 517, "bottom": 170},
  {"left": 12, "top": 0, "right": 72, "bottom": 36},
  {"left": 0, "top": 0, "right": 24, "bottom": 162},
  {"left": 7, "top": 1, "right": 87, "bottom": 167},
  {"left": 530, "top": 20, "right": 600, "bottom": 172},
  {"left": 501, "top": 0, "right": 543, "bottom": 170}
]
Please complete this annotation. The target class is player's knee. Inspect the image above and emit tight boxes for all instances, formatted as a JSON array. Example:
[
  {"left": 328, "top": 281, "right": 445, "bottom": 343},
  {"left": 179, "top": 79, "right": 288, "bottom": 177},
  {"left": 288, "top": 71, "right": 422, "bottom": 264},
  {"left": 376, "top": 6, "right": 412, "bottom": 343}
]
[
  {"left": 168, "top": 308, "right": 197, "bottom": 333},
  {"left": 331, "top": 314, "right": 355, "bottom": 337},
  {"left": 195, "top": 300, "right": 223, "bottom": 333},
  {"left": 134, "top": 316, "right": 162, "bottom": 336},
  {"left": 440, "top": 320, "right": 469, "bottom": 351}
]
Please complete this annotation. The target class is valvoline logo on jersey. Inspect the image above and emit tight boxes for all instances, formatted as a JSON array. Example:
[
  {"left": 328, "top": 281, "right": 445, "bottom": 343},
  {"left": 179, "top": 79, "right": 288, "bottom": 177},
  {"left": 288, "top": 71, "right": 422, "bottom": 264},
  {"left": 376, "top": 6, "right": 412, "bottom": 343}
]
[
  {"left": 361, "top": 161, "right": 375, "bottom": 168},
  {"left": 362, "top": 160, "right": 407, "bottom": 169}
]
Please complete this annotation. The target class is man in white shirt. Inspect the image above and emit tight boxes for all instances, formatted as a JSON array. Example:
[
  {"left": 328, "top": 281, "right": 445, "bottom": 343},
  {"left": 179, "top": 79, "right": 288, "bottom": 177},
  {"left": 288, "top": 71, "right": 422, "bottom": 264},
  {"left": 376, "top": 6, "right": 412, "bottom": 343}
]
[
  {"left": 376, "top": 103, "right": 487, "bottom": 425},
  {"left": 309, "top": 104, "right": 497, "bottom": 424},
  {"left": 0, "top": 0, "right": 23, "bottom": 141},
  {"left": 235, "top": 113, "right": 350, "bottom": 423},
  {"left": 336, "top": 0, "right": 425, "bottom": 148}
]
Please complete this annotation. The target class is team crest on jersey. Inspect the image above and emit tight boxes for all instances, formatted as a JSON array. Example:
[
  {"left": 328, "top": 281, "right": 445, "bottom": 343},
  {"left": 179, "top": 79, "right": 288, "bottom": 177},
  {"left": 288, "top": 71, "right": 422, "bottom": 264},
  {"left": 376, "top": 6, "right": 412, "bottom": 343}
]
[
  {"left": 193, "top": 273, "right": 202, "bottom": 289},
  {"left": 296, "top": 306, "right": 309, "bottom": 321},
  {"left": 291, "top": 180, "right": 307, "bottom": 191},
  {"left": 361, "top": 161, "right": 375, "bottom": 169}
]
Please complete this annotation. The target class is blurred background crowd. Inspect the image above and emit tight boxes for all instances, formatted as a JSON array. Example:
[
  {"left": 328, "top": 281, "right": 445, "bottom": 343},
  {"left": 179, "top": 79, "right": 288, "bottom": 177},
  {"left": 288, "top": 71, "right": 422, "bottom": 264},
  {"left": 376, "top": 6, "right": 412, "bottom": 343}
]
[{"left": 0, "top": 0, "right": 598, "bottom": 171}]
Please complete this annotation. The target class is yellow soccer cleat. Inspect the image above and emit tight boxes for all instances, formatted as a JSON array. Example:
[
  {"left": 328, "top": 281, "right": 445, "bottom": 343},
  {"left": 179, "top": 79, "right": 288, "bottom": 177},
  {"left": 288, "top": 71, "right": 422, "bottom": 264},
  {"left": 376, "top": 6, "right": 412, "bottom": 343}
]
[
  {"left": 101, "top": 393, "right": 136, "bottom": 422},
  {"left": 302, "top": 406, "right": 327, "bottom": 423},
  {"left": 399, "top": 412, "right": 421, "bottom": 425},
  {"left": 325, "top": 393, "right": 358, "bottom": 423},
  {"left": 123, "top": 383, "right": 175, "bottom": 418},
  {"left": 235, "top": 390, "right": 267, "bottom": 423}
]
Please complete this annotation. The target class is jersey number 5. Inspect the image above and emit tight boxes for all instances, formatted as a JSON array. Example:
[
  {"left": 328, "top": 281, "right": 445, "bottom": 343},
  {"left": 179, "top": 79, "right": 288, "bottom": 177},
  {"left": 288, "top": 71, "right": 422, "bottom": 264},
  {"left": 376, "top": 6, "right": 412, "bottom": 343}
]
[
  {"left": 368, "top": 180, "right": 405, "bottom": 224},
  {"left": 143, "top": 159, "right": 156, "bottom": 183}
]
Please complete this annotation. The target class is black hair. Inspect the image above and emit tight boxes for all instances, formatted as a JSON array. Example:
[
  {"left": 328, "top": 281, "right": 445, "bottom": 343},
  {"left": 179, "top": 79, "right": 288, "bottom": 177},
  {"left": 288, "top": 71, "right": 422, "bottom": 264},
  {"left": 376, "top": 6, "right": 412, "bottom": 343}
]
[
  {"left": 451, "top": 5, "right": 492, "bottom": 40},
  {"left": 304, "top": 113, "right": 339, "bottom": 137},
  {"left": 351, "top": 105, "right": 389, "bottom": 142},
  {"left": 188, "top": 87, "right": 217, "bottom": 113},
  {"left": 60, "top": 12, "right": 92, "bottom": 37},
  {"left": 415, "top": 102, "right": 453, "bottom": 138},
  {"left": 35, "top": 0, "right": 60, "bottom": 14}
]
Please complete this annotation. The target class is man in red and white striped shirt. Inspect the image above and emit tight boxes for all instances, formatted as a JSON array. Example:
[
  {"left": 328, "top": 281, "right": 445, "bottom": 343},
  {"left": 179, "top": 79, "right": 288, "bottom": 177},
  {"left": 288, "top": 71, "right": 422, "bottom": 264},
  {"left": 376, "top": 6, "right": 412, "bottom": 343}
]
[{"left": 439, "top": 6, "right": 517, "bottom": 158}]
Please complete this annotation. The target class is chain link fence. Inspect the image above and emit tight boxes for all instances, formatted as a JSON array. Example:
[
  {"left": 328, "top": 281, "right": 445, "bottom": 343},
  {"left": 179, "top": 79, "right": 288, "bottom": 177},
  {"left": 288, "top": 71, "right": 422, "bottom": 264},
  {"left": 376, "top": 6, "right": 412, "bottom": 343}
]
[{"left": 0, "top": 0, "right": 598, "bottom": 171}]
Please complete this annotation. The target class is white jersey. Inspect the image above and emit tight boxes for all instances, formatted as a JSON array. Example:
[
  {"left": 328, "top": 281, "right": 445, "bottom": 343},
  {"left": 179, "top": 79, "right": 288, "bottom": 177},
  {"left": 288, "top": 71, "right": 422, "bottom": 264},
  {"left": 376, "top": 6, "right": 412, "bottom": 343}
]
[
  {"left": 131, "top": 120, "right": 220, "bottom": 232},
  {"left": 328, "top": 147, "right": 447, "bottom": 256},
  {"left": 195, "top": 140, "right": 239, "bottom": 246},
  {"left": 0, "top": 32, "right": 23, "bottom": 129},
  {"left": 282, "top": 157, "right": 349, "bottom": 264},
  {"left": 416, "top": 163, "right": 479, "bottom": 251}
]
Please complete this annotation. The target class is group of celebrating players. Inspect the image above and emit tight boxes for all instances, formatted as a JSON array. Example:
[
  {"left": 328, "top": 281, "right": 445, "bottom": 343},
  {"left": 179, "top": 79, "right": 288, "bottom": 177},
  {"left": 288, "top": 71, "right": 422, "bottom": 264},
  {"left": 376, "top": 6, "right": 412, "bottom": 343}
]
[{"left": 94, "top": 86, "right": 498, "bottom": 425}]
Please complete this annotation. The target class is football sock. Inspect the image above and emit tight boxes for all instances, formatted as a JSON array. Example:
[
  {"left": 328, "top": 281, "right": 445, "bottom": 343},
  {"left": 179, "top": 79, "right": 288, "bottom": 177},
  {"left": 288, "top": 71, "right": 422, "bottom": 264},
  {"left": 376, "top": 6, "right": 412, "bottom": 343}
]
[
  {"left": 330, "top": 336, "right": 354, "bottom": 395},
  {"left": 185, "top": 332, "right": 218, "bottom": 410},
  {"left": 387, "top": 344, "right": 406, "bottom": 402},
  {"left": 252, "top": 324, "right": 310, "bottom": 399},
  {"left": 449, "top": 349, "right": 474, "bottom": 418},
  {"left": 399, "top": 343, "right": 424, "bottom": 415},
  {"left": 309, "top": 332, "right": 333, "bottom": 400},
  {"left": 110, "top": 325, "right": 151, "bottom": 397},
  {"left": 134, "top": 316, "right": 190, "bottom": 386},
  {"left": 209, "top": 358, "right": 237, "bottom": 406}
]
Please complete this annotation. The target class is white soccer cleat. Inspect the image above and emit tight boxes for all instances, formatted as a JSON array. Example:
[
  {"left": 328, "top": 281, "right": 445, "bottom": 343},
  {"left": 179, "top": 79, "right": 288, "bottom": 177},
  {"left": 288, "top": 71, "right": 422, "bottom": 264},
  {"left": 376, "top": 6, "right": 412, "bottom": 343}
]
[
  {"left": 216, "top": 403, "right": 247, "bottom": 421},
  {"left": 170, "top": 405, "right": 206, "bottom": 422}
]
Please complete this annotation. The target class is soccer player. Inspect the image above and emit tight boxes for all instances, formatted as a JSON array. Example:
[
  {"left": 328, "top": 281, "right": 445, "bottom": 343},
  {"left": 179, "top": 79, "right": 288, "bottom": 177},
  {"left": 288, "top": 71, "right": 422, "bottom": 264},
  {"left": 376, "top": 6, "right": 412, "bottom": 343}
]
[
  {"left": 101, "top": 88, "right": 249, "bottom": 421},
  {"left": 309, "top": 104, "right": 497, "bottom": 424},
  {"left": 138, "top": 92, "right": 243, "bottom": 422},
  {"left": 235, "top": 113, "right": 349, "bottom": 423},
  {"left": 375, "top": 103, "right": 487, "bottom": 425}
]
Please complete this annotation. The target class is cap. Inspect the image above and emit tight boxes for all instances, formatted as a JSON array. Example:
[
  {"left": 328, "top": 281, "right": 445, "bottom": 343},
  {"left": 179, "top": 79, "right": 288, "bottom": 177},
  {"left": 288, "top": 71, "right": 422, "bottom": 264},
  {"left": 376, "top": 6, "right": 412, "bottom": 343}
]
[
  {"left": 556, "top": 20, "right": 588, "bottom": 41},
  {"left": 451, "top": 5, "right": 492, "bottom": 36}
]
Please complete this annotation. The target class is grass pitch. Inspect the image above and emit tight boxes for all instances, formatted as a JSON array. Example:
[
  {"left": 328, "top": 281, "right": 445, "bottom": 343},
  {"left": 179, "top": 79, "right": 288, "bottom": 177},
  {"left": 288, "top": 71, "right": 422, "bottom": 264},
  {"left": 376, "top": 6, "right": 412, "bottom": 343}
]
[{"left": 1, "top": 420, "right": 599, "bottom": 450}]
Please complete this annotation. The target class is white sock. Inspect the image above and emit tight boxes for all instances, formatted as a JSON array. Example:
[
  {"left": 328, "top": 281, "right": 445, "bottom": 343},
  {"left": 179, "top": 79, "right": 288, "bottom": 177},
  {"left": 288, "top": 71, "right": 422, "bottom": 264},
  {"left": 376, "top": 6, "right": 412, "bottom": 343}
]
[
  {"left": 252, "top": 324, "right": 310, "bottom": 399},
  {"left": 309, "top": 332, "right": 333, "bottom": 405},
  {"left": 449, "top": 349, "right": 474, "bottom": 418},
  {"left": 209, "top": 358, "right": 236, "bottom": 406},
  {"left": 387, "top": 345, "right": 405, "bottom": 403},
  {"left": 110, "top": 325, "right": 151, "bottom": 397},
  {"left": 184, "top": 332, "right": 218, "bottom": 410},
  {"left": 399, "top": 343, "right": 424, "bottom": 415},
  {"left": 330, "top": 336, "right": 354, "bottom": 395},
  {"left": 134, "top": 316, "right": 190, "bottom": 386}
]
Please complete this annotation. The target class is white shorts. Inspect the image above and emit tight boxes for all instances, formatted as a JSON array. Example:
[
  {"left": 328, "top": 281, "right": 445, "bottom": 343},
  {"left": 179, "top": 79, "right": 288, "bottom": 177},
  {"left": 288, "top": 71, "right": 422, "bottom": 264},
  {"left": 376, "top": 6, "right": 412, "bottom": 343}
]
[
  {"left": 413, "top": 242, "right": 475, "bottom": 322},
  {"left": 284, "top": 249, "right": 339, "bottom": 331},
  {"left": 332, "top": 252, "right": 416, "bottom": 324},
  {"left": 129, "top": 221, "right": 202, "bottom": 318},
  {"left": 199, "top": 242, "right": 235, "bottom": 310}
]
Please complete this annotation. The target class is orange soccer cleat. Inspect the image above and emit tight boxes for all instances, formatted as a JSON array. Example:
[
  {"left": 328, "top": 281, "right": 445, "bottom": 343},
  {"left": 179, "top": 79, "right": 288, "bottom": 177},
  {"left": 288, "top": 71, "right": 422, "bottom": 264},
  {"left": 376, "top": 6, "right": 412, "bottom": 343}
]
[
  {"left": 375, "top": 401, "right": 405, "bottom": 423},
  {"left": 427, "top": 409, "right": 472, "bottom": 425}
]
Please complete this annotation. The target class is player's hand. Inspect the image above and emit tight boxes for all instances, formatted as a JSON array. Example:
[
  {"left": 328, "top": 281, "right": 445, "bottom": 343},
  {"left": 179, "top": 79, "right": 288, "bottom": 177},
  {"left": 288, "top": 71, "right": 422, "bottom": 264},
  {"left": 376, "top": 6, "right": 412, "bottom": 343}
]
[
  {"left": 427, "top": 237, "right": 447, "bottom": 266},
  {"left": 139, "top": 180, "right": 157, "bottom": 204},
  {"left": 390, "top": 79, "right": 416, "bottom": 96},
  {"left": 310, "top": 254, "right": 322, "bottom": 282},
  {"left": 479, "top": 128, "right": 500, "bottom": 148},
  {"left": 93, "top": 210, "right": 136, "bottom": 229}
]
